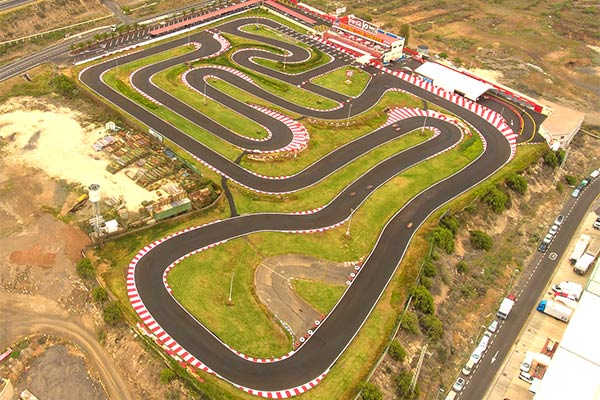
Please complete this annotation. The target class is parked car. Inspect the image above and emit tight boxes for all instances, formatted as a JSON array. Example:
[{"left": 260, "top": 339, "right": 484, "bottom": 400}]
[
  {"left": 478, "top": 334, "right": 490, "bottom": 350},
  {"left": 538, "top": 242, "right": 549, "bottom": 253},
  {"left": 554, "top": 215, "right": 565, "bottom": 226},
  {"left": 590, "top": 169, "right": 600, "bottom": 178},
  {"left": 549, "top": 224, "right": 559, "bottom": 235},
  {"left": 487, "top": 320, "right": 499, "bottom": 334},
  {"left": 519, "top": 371, "right": 534, "bottom": 383},
  {"left": 594, "top": 221, "right": 600, "bottom": 230},
  {"left": 520, "top": 351, "right": 534, "bottom": 373},
  {"left": 462, "top": 359, "right": 476, "bottom": 376},
  {"left": 571, "top": 188, "right": 581, "bottom": 198},
  {"left": 453, "top": 377, "right": 466, "bottom": 392},
  {"left": 543, "top": 233, "right": 553, "bottom": 244}
]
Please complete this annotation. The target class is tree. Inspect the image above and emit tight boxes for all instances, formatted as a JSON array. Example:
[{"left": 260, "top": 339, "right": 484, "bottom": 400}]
[
  {"left": 103, "top": 301, "right": 122, "bottom": 325},
  {"left": 389, "top": 340, "right": 407, "bottom": 362},
  {"left": 420, "top": 314, "right": 444, "bottom": 341},
  {"left": 422, "top": 259, "right": 436, "bottom": 278},
  {"left": 440, "top": 214, "right": 460, "bottom": 235},
  {"left": 470, "top": 230, "right": 493, "bottom": 251},
  {"left": 544, "top": 150, "right": 559, "bottom": 169},
  {"left": 76, "top": 258, "right": 94, "bottom": 279},
  {"left": 483, "top": 187, "right": 509, "bottom": 213},
  {"left": 565, "top": 175, "right": 577, "bottom": 185},
  {"left": 431, "top": 227, "right": 454, "bottom": 254},
  {"left": 410, "top": 286, "right": 435, "bottom": 314},
  {"left": 395, "top": 370, "right": 419, "bottom": 399},
  {"left": 505, "top": 173, "right": 528, "bottom": 195},
  {"left": 399, "top": 24, "right": 410, "bottom": 47},
  {"left": 360, "top": 382, "right": 383, "bottom": 400},
  {"left": 160, "top": 368, "right": 176, "bottom": 384},
  {"left": 50, "top": 74, "right": 78, "bottom": 99},
  {"left": 400, "top": 311, "right": 420, "bottom": 334},
  {"left": 92, "top": 286, "right": 108, "bottom": 303},
  {"left": 456, "top": 260, "right": 469, "bottom": 274}
]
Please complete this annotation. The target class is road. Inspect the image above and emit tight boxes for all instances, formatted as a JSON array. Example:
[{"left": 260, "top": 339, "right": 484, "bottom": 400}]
[
  {"left": 458, "top": 175, "right": 600, "bottom": 399},
  {"left": 0, "top": 0, "right": 36, "bottom": 12},
  {"left": 0, "top": 292, "right": 133, "bottom": 400},
  {"left": 78, "top": 16, "right": 538, "bottom": 395}
]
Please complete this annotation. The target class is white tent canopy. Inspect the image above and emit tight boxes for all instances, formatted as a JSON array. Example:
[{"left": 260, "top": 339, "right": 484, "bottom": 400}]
[{"left": 415, "top": 62, "right": 492, "bottom": 101}]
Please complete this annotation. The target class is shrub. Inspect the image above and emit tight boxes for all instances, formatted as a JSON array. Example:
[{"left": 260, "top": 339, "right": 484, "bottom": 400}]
[
  {"left": 505, "top": 173, "right": 528, "bottom": 195},
  {"left": 389, "top": 340, "right": 407, "bottom": 362},
  {"left": 50, "top": 74, "right": 78, "bottom": 99},
  {"left": 565, "top": 175, "right": 577, "bottom": 185},
  {"left": 160, "top": 368, "right": 176, "bottom": 384},
  {"left": 410, "top": 286, "right": 435, "bottom": 314},
  {"left": 470, "top": 230, "right": 493, "bottom": 251},
  {"left": 556, "top": 182, "right": 564, "bottom": 193},
  {"left": 92, "top": 286, "right": 108, "bottom": 303},
  {"left": 456, "top": 260, "right": 469, "bottom": 274},
  {"left": 420, "top": 314, "right": 444, "bottom": 341},
  {"left": 483, "top": 187, "right": 509, "bottom": 213},
  {"left": 395, "top": 370, "right": 419, "bottom": 399},
  {"left": 76, "top": 258, "right": 94, "bottom": 279},
  {"left": 422, "top": 259, "right": 437, "bottom": 277},
  {"left": 440, "top": 214, "right": 460, "bottom": 235},
  {"left": 544, "top": 150, "right": 559, "bottom": 168},
  {"left": 556, "top": 148, "right": 566, "bottom": 165},
  {"left": 420, "top": 276, "right": 432, "bottom": 289},
  {"left": 103, "top": 301, "right": 122, "bottom": 325},
  {"left": 360, "top": 383, "right": 383, "bottom": 400},
  {"left": 400, "top": 311, "right": 420, "bottom": 334},
  {"left": 431, "top": 227, "right": 455, "bottom": 254}
]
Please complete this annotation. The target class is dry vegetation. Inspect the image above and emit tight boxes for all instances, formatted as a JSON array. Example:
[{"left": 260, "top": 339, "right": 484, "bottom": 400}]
[{"left": 307, "top": 0, "right": 600, "bottom": 122}]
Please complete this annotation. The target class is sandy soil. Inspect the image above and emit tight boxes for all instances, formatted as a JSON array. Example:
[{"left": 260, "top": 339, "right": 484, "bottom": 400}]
[
  {"left": 0, "top": 97, "right": 157, "bottom": 212},
  {"left": 15, "top": 345, "right": 107, "bottom": 400}
]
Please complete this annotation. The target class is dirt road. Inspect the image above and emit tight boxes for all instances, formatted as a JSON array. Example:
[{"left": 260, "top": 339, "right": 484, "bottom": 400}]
[{"left": 0, "top": 292, "right": 133, "bottom": 400}]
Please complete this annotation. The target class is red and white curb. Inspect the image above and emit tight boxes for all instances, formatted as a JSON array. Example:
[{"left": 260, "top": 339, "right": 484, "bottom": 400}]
[
  {"left": 370, "top": 64, "right": 517, "bottom": 159},
  {"left": 247, "top": 104, "right": 310, "bottom": 154},
  {"left": 292, "top": 206, "right": 324, "bottom": 215}
]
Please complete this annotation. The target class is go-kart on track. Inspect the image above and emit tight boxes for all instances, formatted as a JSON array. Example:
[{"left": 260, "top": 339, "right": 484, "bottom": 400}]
[{"left": 79, "top": 15, "right": 529, "bottom": 398}]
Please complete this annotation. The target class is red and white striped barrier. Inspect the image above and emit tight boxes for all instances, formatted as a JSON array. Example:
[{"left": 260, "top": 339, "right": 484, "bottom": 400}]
[
  {"left": 248, "top": 104, "right": 310, "bottom": 154},
  {"left": 370, "top": 63, "right": 517, "bottom": 159}
]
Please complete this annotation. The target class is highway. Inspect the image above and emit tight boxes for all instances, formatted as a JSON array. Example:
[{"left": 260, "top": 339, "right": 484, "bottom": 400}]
[
  {"left": 457, "top": 175, "right": 600, "bottom": 399},
  {"left": 77, "top": 16, "right": 534, "bottom": 395}
]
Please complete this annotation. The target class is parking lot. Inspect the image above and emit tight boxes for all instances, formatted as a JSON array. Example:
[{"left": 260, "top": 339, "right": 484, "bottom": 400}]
[{"left": 487, "top": 197, "right": 600, "bottom": 399}]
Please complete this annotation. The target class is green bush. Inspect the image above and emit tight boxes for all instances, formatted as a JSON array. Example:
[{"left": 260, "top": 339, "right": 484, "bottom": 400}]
[
  {"left": 456, "top": 260, "right": 469, "bottom": 274},
  {"left": 410, "top": 285, "right": 435, "bottom": 314},
  {"left": 389, "top": 340, "right": 407, "bottom": 362},
  {"left": 565, "top": 175, "right": 577, "bottom": 185},
  {"left": 400, "top": 311, "right": 420, "bottom": 334},
  {"left": 160, "top": 368, "right": 176, "bottom": 384},
  {"left": 50, "top": 74, "right": 78, "bottom": 99},
  {"left": 420, "top": 314, "right": 444, "bottom": 341},
  {"left": 102, "top": 301, "right": 122, "bottom": 325},
  {"left": 420, "top": 275, "right": 432, "bottom": 289},
  {"left": 483, "top": 187, "right": 509, "bottom": 213},
  {"left": 505, "top": 173, "right": 528, "bottom": 195},
  {"left": 431, "top": 227, "right": 455, "bottom": 254},
  {"left": 470, "top": 230, "right": 493, "bottom": 251},
  {"left": 360, "top": 383, "right": 383, "bottom": 400},
  {"left": 440, "top": 214, "right": 460, "bottom": 235},
  {"left": 556, "top": 182, "right": 564, "bottom": 193},
  {"left": 395, "top": 370, "right": 419, "bottom": 399},
  {"left": 92, "top": 286, "right": 108, "bottom": 303},
  {"left": 422, "top": 259, "right": 437, "bottom": 278},
  {"left": 544, "top": 150, "right": 559, "bottom": 168},
  {"left": 76, "top": 258, "right": 95, "bottom": 280}
]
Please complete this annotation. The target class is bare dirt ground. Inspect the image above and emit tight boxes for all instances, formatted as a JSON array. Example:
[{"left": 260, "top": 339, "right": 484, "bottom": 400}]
[
  {"left": 255, "top": 254, "right": 356, "bottom": 340},
  {"left": 0, "top": 97, "right": 159, "bottom": 212}
]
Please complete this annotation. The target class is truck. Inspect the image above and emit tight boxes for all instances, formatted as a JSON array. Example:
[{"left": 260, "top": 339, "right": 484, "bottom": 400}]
[
  {"left": 497, "top": 295, "right": 516, "bottom": 320},
  {"left": 537, "top": 300, "right": 573, "bottom": 322},
  {"left": 551, "top": 281, "right": 583, "bottom": 301},
  {"left": 575, "top": 239, "right": 600, "bottom": 275},
  {"left": 569, "top": 234, "right": 591, "bottom": 263}
]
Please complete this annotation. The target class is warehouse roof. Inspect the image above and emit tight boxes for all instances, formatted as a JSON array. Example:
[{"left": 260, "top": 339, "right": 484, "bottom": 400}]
[{"left": 415, "top": 62, "right": 492, "bottom": 101}]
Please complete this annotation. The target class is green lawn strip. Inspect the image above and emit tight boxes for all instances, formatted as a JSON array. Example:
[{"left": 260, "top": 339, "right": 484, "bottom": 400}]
[
  {"left": 291, "top": 279, "right": 346, "bottom": 315},
  {"left": 151, "top": 64, "right": 269, "bottom": 140},
  {"left": 102, "top": 69, "right": 243, "bottom": 163},
  {"left": 167, "top": 239, "right": 292, "bottom": 357},
  {"left": 165, "top": 129, "right": 482, "bottom": 358},
  {"left": 199, "top": 33, "right": 339, "bottom": 110},
  {"left": 311, "top": 66, "right": 371, "bottom": 98},
  {"left": 233, "top": 129, "right": 433, "bottom": 214}
]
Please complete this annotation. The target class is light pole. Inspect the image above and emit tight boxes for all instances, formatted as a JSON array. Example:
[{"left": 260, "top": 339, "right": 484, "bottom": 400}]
[
  {"left": 283, "top": 53, "right": 287, "bottom": 70},
  {"left": 421, "top": 112, "right": 428, "bottom": 133},
  {"left": 203, "top": 78, "right": 207, "bottom": 105},
  {"left": 345, "top": 208, "right": 355, "bottom": 237},
  {"left": 228, "top": 271, "right": 235, "bottom": 305},
  {"left": 346, "top": 102, "right": 352, "bottom": 126}
]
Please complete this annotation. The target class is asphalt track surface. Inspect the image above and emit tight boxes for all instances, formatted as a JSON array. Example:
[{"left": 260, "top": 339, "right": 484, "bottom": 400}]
[{"left": 79, "top": 17, "right": 525, "bottom": 393}]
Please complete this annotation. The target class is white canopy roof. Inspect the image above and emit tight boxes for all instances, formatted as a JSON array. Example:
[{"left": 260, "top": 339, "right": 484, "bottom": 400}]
[{"left": 415, "top": 62, "right": 492, "bottom": 101}]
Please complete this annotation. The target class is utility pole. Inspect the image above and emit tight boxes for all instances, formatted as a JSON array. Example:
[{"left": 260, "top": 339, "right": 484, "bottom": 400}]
[
  {"left": 345, "top": 208, "right": 355, "bottom": 237},
  {"left": 227, "top": 271, "right": 235, "bottom": 305},
  {"left": 203, "top": 79, "right": 207, "bottom": 105},
  {"left": 346, "top": 102, "right": 352, "bottom": 126},
  {"left": 421, "top": 112, "right": 428, "bottom": 133}
]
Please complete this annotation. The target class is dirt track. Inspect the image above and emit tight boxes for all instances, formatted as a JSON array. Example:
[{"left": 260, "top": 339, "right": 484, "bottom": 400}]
[{"left": 0, "top": 292, "right": 133, "bottom": 400}]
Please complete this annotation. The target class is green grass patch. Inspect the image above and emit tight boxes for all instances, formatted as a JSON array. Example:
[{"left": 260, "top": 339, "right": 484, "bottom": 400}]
[
  {"left": 167, "top": 239, "right": 291, "bottom": 357},
  {"left": 311, "top": 66, "right": 371, "bottom": 98},
  {"left": 291, "top": 279, "right": 346, "bottom": 315},
  {"left": 151, "top": 64, "right": 269, "bottom": 140}
]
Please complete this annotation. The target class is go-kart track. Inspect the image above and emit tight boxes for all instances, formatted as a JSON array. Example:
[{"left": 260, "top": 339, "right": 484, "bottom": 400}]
[{"left": 79, "top": 11, "right": 534, "bottom": 399}]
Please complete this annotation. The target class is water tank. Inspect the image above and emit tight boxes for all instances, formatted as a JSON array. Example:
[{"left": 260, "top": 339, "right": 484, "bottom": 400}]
[
  {"left": 417, "top": 44, "right": 429, "bottom": 57},
  {"left": 88, "top": 184, "right": 101, "bottom": 203}
]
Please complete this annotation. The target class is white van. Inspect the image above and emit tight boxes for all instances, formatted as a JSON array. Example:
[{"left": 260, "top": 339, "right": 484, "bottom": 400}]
[
  {"left": 520, "top": 351, "right": 534, "bottom": 373},
  {"left": 444, "top": 390, "right": 457, "bottom": 400},
  {"left": 462, "top": 359, "right": 476, "bottom": 375}
]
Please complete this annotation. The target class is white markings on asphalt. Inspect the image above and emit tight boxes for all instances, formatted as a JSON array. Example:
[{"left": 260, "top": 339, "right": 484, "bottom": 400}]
[{"left": 491, "top": 350, "right": 499, "bottom": 364}]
